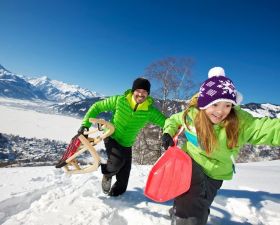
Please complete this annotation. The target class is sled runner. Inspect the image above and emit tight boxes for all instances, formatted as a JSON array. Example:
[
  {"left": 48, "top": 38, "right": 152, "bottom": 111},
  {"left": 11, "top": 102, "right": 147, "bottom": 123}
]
[
  {"left": 56, "top": 118, "right": 115, "bottom": 174},
  {"left": 144, "top": 127, "right": 192, "bottom": 202}
]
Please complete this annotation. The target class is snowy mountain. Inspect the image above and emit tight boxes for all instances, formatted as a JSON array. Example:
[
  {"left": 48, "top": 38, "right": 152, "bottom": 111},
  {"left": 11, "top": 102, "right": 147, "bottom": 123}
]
[
  {"left": 1, "top": 64, "right": 279, "bottom": 118},
  {"left": 28, "top": 76, "right": 101, "bottom": 103},
  {"left": 0, "top": 64, "right": 10, "bottom": 73},
  {"left": 0, "top": 64, "right": 102, "bottom": 103},
  {"left": 241, "top": 103, "right": 280, "bottom": 118},
  {"left": 0, "top": 65, "right": 46, "bottom": 100},
  {"left": 52, "top": 96, "right": 110, "bottom": 119}
]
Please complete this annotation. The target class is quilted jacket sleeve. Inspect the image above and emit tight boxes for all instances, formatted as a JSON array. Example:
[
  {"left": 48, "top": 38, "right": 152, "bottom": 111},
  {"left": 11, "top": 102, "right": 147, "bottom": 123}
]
[
  {"left": 81, "top": 96, "right": 118, "bottom": 128},
  {"left": 237, "top": 107, "right": 280, "bottom": 146}
]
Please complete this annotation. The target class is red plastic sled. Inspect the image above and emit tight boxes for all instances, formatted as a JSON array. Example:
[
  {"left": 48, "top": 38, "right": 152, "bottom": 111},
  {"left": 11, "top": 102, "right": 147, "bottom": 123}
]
[{"left": 144, "top": 127, "right": 192, "bottom": 202}]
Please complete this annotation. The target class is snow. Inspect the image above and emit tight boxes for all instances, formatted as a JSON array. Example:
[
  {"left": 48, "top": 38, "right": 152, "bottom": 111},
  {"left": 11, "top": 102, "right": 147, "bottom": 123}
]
[
  {"left": 261, "top": 103, "right": 280, "bottom": 112},
  {"left": 0, "top": 98, "right": 280, "bottom": 225},
  {"left": 0, "top": 162, "right": 279, "bottom": 225},
  {"left": 0, "top": 98, "right": 81, "bottom": 142}
]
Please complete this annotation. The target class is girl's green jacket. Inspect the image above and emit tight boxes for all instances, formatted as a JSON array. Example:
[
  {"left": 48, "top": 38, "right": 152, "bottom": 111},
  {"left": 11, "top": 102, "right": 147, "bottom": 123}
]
[
  {"left": 82, "top": 90, "right": 166, "bottom": 147},
  {"left": 163, "top": 106, "right": 280, "bottom": 180}
]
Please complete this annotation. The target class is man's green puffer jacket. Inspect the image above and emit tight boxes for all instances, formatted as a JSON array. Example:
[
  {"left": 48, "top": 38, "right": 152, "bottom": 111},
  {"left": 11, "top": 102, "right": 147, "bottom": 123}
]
[{"left": 82, "top": 90, "right": 166, "bottom": 147}]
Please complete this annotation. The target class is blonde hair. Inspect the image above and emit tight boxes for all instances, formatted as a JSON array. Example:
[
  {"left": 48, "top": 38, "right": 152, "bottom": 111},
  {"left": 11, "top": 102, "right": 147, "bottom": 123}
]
[{"left": 183, "top": 94, "right": 239, "bottom": 154}]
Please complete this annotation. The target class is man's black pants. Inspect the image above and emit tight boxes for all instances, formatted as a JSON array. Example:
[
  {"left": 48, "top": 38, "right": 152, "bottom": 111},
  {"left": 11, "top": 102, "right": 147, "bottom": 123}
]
[{"left": 101, "top": 137, "right": 132, "bottom": 196}]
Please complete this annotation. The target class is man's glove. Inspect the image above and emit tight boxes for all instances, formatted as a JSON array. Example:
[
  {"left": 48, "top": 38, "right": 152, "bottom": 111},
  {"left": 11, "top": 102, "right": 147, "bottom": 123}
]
[
  {"left": 161, "top": 133, "right": 174, "bottom": 150},
  {"left": 77, "top": 126, "right": 89, "bottom": 138}
]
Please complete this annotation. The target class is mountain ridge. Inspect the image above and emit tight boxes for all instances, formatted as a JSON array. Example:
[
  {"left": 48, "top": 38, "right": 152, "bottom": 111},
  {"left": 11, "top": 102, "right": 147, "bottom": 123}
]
[{"left": 0, "top": 64, "right": 102, "bottom": 103}]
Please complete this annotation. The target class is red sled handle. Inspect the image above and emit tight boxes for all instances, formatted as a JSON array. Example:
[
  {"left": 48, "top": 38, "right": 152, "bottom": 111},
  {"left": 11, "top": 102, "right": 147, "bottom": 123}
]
[{"left": 172, "top": 126, "right": 185, "bottom": 146}]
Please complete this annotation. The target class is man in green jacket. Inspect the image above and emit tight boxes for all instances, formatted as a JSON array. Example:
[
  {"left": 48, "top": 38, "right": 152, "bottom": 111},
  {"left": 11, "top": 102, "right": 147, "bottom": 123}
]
[{"left": 80, "top": 77, "right": 166, "bottom": 196}]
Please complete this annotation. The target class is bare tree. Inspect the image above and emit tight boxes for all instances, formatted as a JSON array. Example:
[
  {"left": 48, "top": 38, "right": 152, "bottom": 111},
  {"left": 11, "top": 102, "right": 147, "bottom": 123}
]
[
  {"left": 144, "top": 57, "right": 195, "bottom": 115},
  {"left": 133, "top": 57, "right": 196, "bottom": 164}
]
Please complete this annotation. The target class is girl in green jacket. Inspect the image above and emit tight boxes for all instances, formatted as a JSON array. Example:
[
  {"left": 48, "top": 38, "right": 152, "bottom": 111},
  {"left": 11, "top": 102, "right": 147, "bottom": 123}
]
[{"left": 162, "top": 67, "right": 280, "bottom": 225}]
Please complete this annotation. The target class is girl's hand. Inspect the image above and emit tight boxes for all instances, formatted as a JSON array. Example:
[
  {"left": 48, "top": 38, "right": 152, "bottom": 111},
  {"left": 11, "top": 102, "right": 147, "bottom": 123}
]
[{"left": 161, "top": 133, "right": 174, "bottom": 150}]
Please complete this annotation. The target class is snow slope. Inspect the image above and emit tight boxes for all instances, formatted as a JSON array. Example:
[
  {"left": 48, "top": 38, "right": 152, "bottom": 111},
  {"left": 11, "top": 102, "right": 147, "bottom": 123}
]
[
  {"left": 0, "top": 161, "right": 279, "bottom": 225},
  {"left": 0, "top": 98, "right": 280, "bottom": 224},
  {"left": 0, "top": 98, "right": 80, "bottom": 142}
]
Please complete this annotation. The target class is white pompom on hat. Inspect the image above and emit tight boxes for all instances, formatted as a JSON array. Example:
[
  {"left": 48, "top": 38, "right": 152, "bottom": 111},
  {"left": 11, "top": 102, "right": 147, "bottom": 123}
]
[
  {"left": 208, "top": 66, "right": 226, "bottom": 78},
  {"left": 236, "top": 91, "right": 243, "bottom": 105}
]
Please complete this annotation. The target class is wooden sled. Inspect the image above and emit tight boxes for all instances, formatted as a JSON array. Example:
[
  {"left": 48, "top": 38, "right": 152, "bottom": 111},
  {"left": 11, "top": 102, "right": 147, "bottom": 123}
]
[{"left": 63, "top": 118, "right": 114, "bottom": 175}]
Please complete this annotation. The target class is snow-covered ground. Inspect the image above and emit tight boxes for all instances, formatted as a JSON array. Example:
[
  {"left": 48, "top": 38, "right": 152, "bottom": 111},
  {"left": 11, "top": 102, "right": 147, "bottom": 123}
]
[
  {"left": 0, "top": 98, "right": 280, "bottom": 225},
  {"left": 0, "top": 161, "right": 279, "bottom": 225},
  {"left": 0, "top": 98, "right": 81, "bottom": 142}
]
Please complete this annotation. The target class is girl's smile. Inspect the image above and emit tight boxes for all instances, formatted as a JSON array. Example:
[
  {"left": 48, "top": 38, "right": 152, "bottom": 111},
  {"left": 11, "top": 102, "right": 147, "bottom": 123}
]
[{"left": 205, "top": 101, "right": 233, "bottom": 124}]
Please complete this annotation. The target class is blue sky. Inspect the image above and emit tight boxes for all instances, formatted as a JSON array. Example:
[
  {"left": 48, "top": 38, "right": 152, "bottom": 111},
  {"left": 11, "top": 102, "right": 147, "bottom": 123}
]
[{"left": 0, "top": 0, "right": 279, "bottom": 104}]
